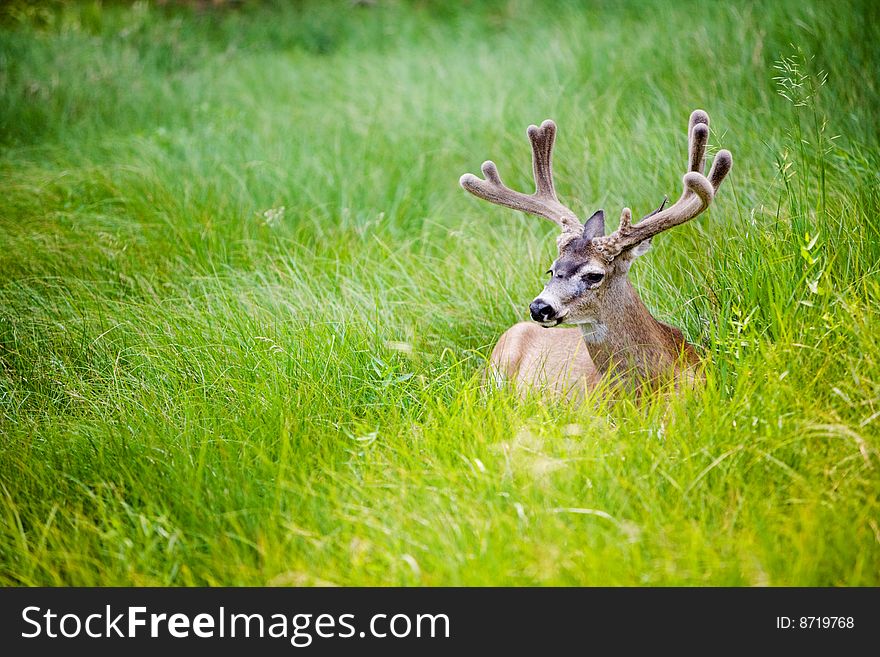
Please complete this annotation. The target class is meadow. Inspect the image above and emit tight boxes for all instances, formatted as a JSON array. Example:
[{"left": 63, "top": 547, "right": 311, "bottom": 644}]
[{"left": 1, "top": 0, "right": 878, "bottom": 586}]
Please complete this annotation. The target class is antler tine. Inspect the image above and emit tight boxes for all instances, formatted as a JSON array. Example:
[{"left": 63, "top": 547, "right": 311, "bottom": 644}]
[
  {"left": 688, "top": 109, "right": 710, "bottom": 174},
  {"left": 690, "top": 108, "right": 733, "bottom": 192},
  {"left": 592, "top": 110, "right": 732, "bottom": 259},
  {"left": 707, "top": 148, "right": 733, "bottom": 191},
  {"left": 528, "top": 120, "right": 557, "bottom": 198},
  {"left": 459, "top": 120, "right": 582, "bottom": 239}
]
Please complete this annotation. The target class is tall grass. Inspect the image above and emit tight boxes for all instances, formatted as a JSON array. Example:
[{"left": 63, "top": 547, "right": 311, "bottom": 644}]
[{"left": 1, "top": 0, "right": 878, "bottom": 585}]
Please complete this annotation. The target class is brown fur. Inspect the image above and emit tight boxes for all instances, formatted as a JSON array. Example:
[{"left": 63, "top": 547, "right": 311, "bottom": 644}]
[
  {"left": 490, "top": 323, "right": 599, "bottom": 400},
  {"left": 490, "top": 279, "right": 700, "bottom": 401}
]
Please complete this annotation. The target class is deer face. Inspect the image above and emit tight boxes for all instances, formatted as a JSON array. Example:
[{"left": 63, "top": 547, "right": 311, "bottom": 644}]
[
  {"left": 528, "top": 209, "right": 652, "bottom": 331},
  {"left": 529, "top": 253, "right": 608, "bottom": 327}
]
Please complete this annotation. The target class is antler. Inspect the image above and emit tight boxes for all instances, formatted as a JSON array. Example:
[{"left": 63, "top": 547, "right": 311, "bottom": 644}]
[
  {"left": 459, "top": 120, "right": 583, "bottom": 245},
  {"left": 592, "top": 109, "right": 733, "bottom": 260}
]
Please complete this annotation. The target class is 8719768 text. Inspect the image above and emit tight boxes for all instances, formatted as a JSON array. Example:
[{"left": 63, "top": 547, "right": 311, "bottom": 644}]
[{"left": 776, "top": 617, "right": 854, "bottom": 630}]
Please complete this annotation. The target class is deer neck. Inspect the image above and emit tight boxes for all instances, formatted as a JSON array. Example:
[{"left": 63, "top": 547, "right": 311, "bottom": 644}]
[{"left": 580, "top": 277, "right": 692, "bottom": 383}]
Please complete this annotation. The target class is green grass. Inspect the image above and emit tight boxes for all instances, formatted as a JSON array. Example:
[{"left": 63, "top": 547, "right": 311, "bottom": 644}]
[{"left": 1, "top": 0, "right": 879, "bottom": 586}]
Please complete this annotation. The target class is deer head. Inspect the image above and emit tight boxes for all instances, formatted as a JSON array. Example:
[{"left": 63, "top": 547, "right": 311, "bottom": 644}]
[{"left": 460, "top": 110, "right": 732, "bottom": 337}]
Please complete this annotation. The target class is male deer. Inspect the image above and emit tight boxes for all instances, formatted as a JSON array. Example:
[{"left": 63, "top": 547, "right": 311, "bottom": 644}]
[{"left": 460, "top": 110, "right": 732, "bottom": 399}]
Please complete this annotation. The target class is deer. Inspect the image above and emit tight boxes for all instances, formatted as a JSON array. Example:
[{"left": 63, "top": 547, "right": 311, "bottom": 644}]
[{"left": 460, "top": 110, "right": 732, "bottom": 400}]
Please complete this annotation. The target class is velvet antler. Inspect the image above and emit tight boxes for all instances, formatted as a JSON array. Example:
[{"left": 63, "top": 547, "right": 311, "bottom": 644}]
[
  {"left": 460, "top": 120, "right": 583, "bottom": 248},
  {"left": 592, "top": 110, "right": 732, "bottom": 259}
]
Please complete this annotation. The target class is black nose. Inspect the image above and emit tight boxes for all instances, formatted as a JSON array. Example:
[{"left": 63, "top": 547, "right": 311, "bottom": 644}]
[{"left": 529, "top": 299, "right": 555, "bottom": 323}]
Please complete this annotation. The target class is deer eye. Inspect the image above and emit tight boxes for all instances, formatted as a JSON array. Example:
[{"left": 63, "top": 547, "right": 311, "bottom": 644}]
[{"left": 584, "top": 272, "right": 604, "bottom": 285}]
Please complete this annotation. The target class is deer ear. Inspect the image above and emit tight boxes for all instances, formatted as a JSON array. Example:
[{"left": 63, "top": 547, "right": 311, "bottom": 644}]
[{"left": 582, "top": 210, "right": 605, "bottom": 240}]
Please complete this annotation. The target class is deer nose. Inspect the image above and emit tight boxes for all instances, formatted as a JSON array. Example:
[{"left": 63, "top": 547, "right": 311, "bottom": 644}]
[{"left": 529, "top": 299, "right": 556, "bottom": 323}]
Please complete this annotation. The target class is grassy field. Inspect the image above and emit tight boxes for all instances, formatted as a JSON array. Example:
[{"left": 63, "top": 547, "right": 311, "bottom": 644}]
[{"left": 1, "top": 0, "right": 878, "bottom": 586}]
